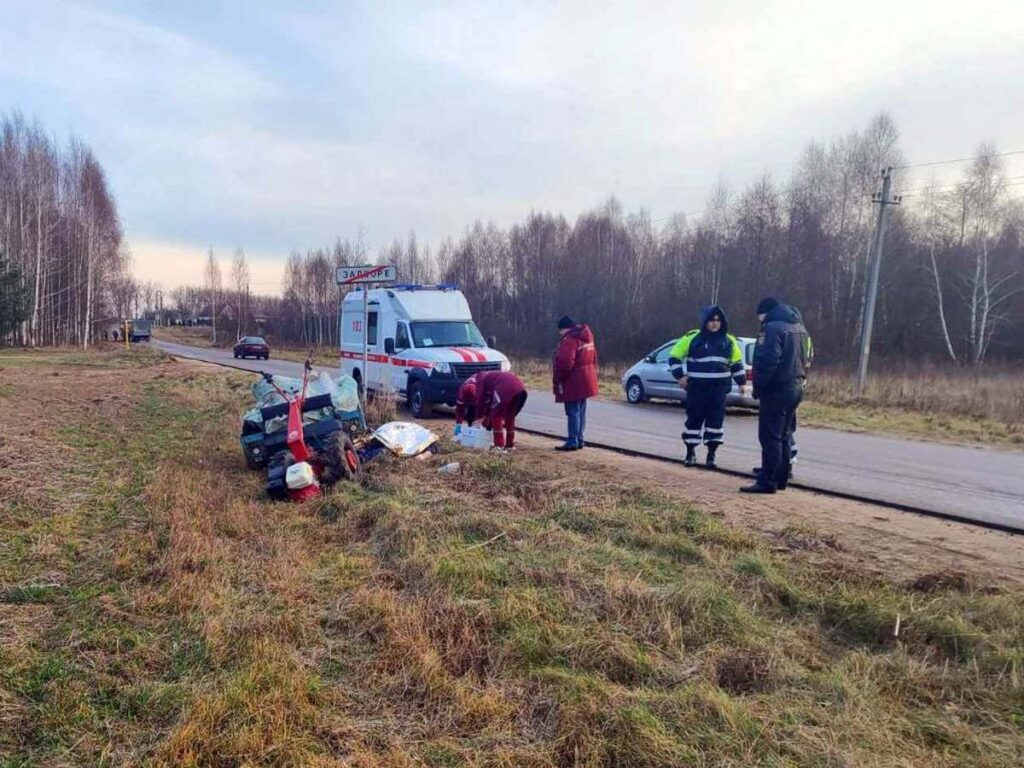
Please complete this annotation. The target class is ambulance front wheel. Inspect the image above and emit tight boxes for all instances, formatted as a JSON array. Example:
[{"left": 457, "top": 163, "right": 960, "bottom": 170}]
[{"left": 408, "top": 381, "right": 433, "bottom": 419}]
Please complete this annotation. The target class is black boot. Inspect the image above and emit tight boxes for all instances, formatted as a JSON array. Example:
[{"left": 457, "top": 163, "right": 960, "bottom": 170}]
[
  {"left": 683, "top": 446, "right": 697, "bottom": 467},
  {"left": 740, "top": 482, "right": 776, "bottom": 494},
  {"left": 705, "top": 446, "right": 718, "bottom": 469}
]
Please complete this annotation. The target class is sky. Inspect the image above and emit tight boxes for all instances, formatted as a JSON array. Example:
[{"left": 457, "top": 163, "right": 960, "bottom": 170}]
[{"left": 2, "top": 0, "right": 1024, "bottom": 293}]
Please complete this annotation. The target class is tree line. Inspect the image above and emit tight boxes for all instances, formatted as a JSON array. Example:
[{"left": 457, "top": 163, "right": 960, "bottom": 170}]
[
  {"left": 166, "top": 113, "right": 1022, "bottom": 366},
  {"left": 0, "top": 112, "right": 128, "bottom": 346}
]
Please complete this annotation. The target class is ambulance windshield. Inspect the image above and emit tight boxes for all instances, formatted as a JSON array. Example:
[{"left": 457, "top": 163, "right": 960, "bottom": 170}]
[{"left": 410, "top": 321, "right": 486, "bottom": 348}]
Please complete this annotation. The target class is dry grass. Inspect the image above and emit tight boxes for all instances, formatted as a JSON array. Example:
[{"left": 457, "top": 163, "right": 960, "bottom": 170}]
[
  {"left": 804, "top": 364, "right": 1024, "bottom": 446},
  {"left": 364, "top": 387, "right": 399, "bottom": 427},
  {"left": 512, "top": 357, "right": 625, "bottom": 400},
  {"left": 2, "top": 347, "right": 1022, "bottom": 766}
]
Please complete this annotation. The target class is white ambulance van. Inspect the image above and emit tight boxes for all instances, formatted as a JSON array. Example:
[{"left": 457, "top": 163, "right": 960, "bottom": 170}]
[{"left": 340, "top": 284, "right": 510, "bottom": 417}]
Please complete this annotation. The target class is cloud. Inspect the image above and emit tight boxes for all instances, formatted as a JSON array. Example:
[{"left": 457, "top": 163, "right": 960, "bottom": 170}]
[{"left": 4, "top": 0, "right": 1024, "bottom": 296}]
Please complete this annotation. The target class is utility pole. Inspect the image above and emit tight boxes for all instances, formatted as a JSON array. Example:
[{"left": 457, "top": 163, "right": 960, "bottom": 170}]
[{"left": 856, "top": 167, "right": 901, "bottom": 392}]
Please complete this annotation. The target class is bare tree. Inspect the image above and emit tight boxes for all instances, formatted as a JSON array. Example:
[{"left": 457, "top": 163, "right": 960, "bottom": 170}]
[
  {"left": 919, "top": 184, "right": 958, "bottom": 362},
  {"left": 204, "top": 248, "right": 222, "bottom": 344},
  {"left": 0, "top": 111, "right": 125, "bottom": 348},
  {"left": 231, "top": 247, "right": 250, "bottom": 339},
  {"left": 959, "top": 145, "right": 1019, "bottom": 366},
  {"left": 156, "top": 113, "right": 1024, "bottom": 367}
]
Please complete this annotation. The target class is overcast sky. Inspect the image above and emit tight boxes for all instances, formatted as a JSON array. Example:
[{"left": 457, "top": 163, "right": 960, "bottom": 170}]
[{"left": 3, "top": 1, "right": 1023, "bottom": 291}]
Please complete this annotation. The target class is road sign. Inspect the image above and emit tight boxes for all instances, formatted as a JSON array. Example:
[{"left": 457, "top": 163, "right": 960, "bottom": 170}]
[{"left": 336, "top": 264, "right": 396, "bottom": 285}]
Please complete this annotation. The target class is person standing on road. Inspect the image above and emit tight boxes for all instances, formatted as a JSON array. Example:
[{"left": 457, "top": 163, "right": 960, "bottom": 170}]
[
  {"left": 752, "top": 304, "right": 814, "bottom": 477},
  {"left": 552, "top": 315, "right": 598, "bottom": 451},
  {"left": 668, "top": 305, "right": 746, "bottom": 468},
  {"left": 742, "top": 297, "right": 811, "bottom": 494},
  {"left": 454, "top": 371, "right": 529, "bottom": 452}
]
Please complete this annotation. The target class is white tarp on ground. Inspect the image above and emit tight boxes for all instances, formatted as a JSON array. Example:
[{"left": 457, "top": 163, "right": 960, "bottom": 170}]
[{"left": 373, "top": 421, "right": 438, "bottom": 457}]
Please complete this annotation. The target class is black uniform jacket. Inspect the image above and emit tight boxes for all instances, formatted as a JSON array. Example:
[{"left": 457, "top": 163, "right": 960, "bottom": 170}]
[{"left": 753, "top": 304, "right": 810, "bottom": 400}]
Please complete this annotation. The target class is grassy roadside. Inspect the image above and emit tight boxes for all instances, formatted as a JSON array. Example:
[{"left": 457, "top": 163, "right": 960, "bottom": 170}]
[
  {"left": 1, "top": 346, "right": 1021, "bottom": 765},
  {"left": 799, "top": 402, "right": 1024, "bottom": 447}
]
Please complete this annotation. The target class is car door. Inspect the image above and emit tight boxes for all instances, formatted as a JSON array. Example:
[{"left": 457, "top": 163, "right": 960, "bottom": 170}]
[
  {"left": 365, "top": 309, "right": 383, "bottom": 391},
  {"left": 390, "top": 322, "right": 412, "bottom": 394},
  {"left": 644, "top": 342, "right": 681, "bottom": 400}
]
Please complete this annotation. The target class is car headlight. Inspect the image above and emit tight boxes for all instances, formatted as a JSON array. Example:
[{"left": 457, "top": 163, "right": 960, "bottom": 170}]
[
  {"left": 500, "top": 359, "right": 511, "bottom": 372},
  {"left": 432, "top": 361, "right": 451, "bottom": 374}
]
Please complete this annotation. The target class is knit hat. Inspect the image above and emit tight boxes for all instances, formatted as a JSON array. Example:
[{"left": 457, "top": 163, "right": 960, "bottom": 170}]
[
  {"left": 557, "top": 315, "right": 575, "bottom": 330},
  {"left": 756, "top": 297, "right": 780, "bottom": 315}
]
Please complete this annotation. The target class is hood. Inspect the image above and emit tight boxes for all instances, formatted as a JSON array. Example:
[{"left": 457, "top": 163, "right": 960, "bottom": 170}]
[
  {"left": 459, "top": 374, "right": 479, "bottom": 398},
  {"left": 698, "top": 305, "right": 729, "bottom": 335},
  {"left": 764, "top": 303, "right": 802, "bottom": 325},
  {"left": 568, "top": 324, "right": 594, "bottom": 342}
]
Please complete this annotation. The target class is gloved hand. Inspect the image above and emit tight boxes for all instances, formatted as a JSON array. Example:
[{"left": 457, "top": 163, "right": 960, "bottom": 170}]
[{"left": 454, "top": 424, "right": 463, "bottom": 436}]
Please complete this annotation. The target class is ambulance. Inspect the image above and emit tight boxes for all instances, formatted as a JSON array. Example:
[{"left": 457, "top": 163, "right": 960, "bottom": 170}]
[{"left": 340, "top": 284, "right": 510, "bottom": 417}]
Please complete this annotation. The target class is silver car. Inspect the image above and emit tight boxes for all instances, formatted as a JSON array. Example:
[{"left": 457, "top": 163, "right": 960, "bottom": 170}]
[{"left": 621, "top": 337, "right": 759, "bottom": 408}]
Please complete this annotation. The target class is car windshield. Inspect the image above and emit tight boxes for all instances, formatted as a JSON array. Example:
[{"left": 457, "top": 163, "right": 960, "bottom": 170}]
[
  {"left": 410, "top": 321, "right": 486, "bottom": 348},
  {"left": 244, "top": 337, "right": 266, "bottom": 345}
]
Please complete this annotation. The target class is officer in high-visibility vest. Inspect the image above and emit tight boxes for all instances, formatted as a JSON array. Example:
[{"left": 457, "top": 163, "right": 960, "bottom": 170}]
[{"left": 668, "top": 306, "right": 746, "bottom": 468}]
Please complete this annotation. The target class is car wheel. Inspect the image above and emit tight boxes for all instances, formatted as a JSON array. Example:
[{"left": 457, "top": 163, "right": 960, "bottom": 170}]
[
  {"left": 408, "top": 381, "right": 433, "bottom": 418},
  {"left": 626, "top": 376, "right": 646, "bottom": 404}
]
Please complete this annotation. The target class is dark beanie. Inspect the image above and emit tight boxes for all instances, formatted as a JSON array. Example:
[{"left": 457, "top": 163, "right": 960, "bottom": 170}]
[
  {"left": 557, "top": 315, "right": 575, "bottom": 330},
  {"left": 756, "top": 297, "right": 780, "bottom": 315}
]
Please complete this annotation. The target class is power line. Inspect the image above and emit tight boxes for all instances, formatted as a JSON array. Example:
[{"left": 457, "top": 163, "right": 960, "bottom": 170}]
[
  {"left": 895, "top": 149, "right": 1024, "bottom": 171},
  {"left": 898, "top": 177, "right": 1024, "bottom": 199}
]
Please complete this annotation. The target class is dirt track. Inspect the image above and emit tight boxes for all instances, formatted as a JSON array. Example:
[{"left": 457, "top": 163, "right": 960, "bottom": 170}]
[{"left": 513, "top": 432, "right": 1024, "bottom": 589}]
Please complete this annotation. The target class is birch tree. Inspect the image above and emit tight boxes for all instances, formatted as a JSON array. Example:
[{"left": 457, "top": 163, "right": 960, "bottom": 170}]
[
  {"left": 231, "top": 247, "right": 250, "bottom": 339},
  {"left": 204, "top": 248, "right": 222, "bottom": 344}
]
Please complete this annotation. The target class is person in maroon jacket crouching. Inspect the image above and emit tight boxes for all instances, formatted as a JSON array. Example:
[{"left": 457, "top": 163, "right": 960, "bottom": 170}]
[
  {"left": 454, "top": 371, "right": 528, "bottom": 451},
  {"left": 552, "top": 315, "right": 599, "bottom": 451}
]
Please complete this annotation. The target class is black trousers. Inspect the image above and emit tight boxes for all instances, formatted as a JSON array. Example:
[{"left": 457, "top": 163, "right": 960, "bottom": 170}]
[
  {"left": 758, "top": 387, "right": 803, "bottom": 489},
  {"left": 683, "top": 387, "right": 728, "bottom": 447}
]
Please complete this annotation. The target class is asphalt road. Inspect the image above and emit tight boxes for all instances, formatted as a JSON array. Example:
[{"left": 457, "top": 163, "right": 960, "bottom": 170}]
[{"left": 154, "top": 339, "right": 1024, "bottom": 531}]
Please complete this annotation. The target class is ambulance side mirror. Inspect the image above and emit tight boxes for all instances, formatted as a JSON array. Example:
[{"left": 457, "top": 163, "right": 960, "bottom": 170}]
[
  {"left": 384, "top": 338, "right": 395, "bottom": 355},
  {"left": 487, "top": 335, "right": 497, "bottom": 349}
]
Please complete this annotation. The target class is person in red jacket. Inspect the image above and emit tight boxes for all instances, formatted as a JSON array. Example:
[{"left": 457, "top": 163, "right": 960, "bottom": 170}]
[
  {"left": 552, "top": 315, "right": 599, "bottom": 451},
  {"left": 454, "top": 371, "right": 529, "bottom": 450}
]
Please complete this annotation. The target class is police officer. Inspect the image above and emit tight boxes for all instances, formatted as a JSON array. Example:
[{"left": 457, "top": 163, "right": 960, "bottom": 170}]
[
  {"left": 668, "top": 305, "right": 746, "bottom": 468},
  {"left": 752, "top": 305, "right": 814, "bottom": 477},
  {"left": 742, "top": 297, "right": 810, "bottom": 494}
]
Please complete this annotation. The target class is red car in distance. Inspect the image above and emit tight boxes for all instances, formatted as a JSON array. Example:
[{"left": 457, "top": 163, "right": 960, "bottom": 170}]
[{"left": 233, "top": 336, "right": 270, "bottom": 360}]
